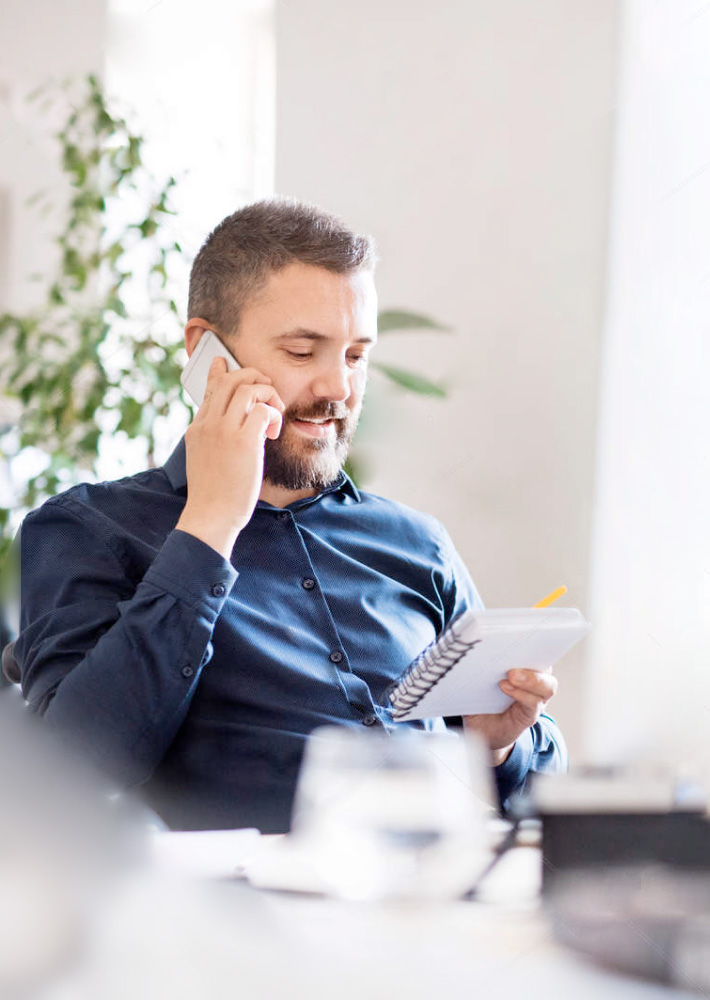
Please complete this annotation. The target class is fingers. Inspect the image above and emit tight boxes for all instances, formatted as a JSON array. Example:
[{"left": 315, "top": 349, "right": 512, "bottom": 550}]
[
  {"left": 505, "top": 668, "right": 557, "bottom": 699},
  {"left": 499, "top": 669, "right": 558, "bottom": 712},
  {"left": 499, "top": 683, "right": 544, "bottom": 714},
  {"left": 197, "top": 358, "right": 285, "bottom": 422},
  {"left": 466, "top": 670, "right": 558, "bottom": 752},
  {"left": 241, "top": 401, "right": 283, "bottom": 442},
  {"left": 198, "top": 357, "right": 229, "bottom": 416},
  {"left": 225, "top": 383, "right": 286, "bottom": 425}
]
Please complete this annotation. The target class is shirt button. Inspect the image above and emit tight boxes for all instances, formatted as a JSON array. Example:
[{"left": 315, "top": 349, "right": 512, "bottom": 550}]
[
  {"left": 277, "top": 512, "right": 289, "bottom": 520},
  {"left": 181, "top": 665, "right": 195, "bottom": 679},
  {"left": 329, "top": 651, "right": 343, "bottom": 663},
  {"left": 362, "top": 715, "right": 377, "bottom": 727},
  {"left": 211, "top": 583, "right": 226, "bottom": 598},
  {"left": 302, "top": 578, "right": 316, "bottom": 590}
]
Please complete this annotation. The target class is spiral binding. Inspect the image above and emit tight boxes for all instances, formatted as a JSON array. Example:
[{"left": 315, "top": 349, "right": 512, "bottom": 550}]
[{"left": 389, "top": 619, "right": 481, "bottom": 719}]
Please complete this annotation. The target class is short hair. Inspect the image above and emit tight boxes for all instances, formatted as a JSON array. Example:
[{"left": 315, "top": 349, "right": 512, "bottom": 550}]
[{"left": 187, "top": 197, "right": 377, "bottom": 334}]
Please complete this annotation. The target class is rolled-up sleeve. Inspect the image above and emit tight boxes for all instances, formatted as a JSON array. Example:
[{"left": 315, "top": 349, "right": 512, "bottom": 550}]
[{"left": 17, "top": 498, "right": 236, "bottom": 786}]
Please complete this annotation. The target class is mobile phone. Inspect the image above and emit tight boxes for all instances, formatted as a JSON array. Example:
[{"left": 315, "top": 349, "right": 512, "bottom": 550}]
[{"left": 180, "top": 330, "right": 241, "bottom": 406}]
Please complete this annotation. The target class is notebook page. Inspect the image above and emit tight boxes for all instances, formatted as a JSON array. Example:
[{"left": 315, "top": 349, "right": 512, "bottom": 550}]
[{"left": 391, "top": 609, "right": 589, "bottom": 721}]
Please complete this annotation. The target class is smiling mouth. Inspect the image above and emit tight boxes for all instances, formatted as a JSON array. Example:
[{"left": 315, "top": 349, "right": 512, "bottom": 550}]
[{"left": 290, "top": 417, "right": 336, "bottom": 439}]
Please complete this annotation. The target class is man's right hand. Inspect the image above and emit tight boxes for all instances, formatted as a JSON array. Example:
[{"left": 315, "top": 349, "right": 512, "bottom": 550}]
[{"left": 175, "top": 356, "right": 285, "bottom": 559}]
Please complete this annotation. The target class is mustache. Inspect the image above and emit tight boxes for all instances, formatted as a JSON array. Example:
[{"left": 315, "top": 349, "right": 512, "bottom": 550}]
[{"left": 285, "top": 402, "right": 351, "bottom": 422}]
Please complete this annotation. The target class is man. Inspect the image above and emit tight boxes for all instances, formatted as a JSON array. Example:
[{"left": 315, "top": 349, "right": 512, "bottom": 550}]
[{"left": 16, "top": 199, "right": 565, "bottom": 832}]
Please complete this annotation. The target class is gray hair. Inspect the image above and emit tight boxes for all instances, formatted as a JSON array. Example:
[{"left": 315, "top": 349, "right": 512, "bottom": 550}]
[{"left": 187, "top": 197, "right": 377, "bottom": 334}]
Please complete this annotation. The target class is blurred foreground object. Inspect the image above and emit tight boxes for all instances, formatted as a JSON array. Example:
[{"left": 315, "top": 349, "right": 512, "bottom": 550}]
[
  {"left": 535, "top": 765, "right": 710, "bottom": 894},
  {"left": 285, "top": 726, "right": 495, "bottom": 901},
  {"left": 536, "top": 767, "right": 710, "bottom": 992},
  {"left": 0, "top": 699, "right": 144, "bottom": 995},
  {"left": 549, "top": 865, "right": 710, "bottom": 993}
]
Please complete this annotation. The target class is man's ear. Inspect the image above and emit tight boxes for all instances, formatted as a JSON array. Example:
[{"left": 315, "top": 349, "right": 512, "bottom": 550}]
[{"left": 184, "top": 319, "right": 212, "bottom": 357}]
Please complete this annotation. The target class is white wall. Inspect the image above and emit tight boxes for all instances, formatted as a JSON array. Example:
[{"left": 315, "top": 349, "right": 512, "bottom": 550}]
[
  {"left": 105, "top": 0, "right": 275, "bottom": 273},
  {"left": 275, "top": 0, "right": 619, "bottom": 754},
  {"left": 585, "top": 0, "right": 710, "bottom": 772},
  {"left": 0, "top": 0, "right": 106, "bottom": 314}
]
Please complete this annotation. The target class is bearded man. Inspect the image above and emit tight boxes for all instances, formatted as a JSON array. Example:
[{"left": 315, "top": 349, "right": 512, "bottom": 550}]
[{"left": 15, "top": 199, "right": 566, "bottom": 832}]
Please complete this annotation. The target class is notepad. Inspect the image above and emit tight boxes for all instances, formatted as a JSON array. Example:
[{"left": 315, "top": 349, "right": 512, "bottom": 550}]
[{"left": 387, "top": 607, "right": 590, "bottom": 722}]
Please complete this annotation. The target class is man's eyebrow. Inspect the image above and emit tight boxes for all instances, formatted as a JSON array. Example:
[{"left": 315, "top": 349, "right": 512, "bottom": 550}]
[{"left": 273, "top": 328, "right": 376, "bottom": 345}]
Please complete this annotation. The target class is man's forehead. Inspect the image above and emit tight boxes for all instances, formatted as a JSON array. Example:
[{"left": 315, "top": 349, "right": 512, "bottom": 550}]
[{"left": 238, "top": 264, "right": 378, "bottom": 341}]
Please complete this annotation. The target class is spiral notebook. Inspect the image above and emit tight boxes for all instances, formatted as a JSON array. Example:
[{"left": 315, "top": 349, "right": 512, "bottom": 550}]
[{"left": 387, "top": 607, "right": 590, "bottom": 722}]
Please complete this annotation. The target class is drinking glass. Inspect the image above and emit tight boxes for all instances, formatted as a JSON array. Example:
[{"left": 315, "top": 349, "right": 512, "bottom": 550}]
[{"left": 290, "top": 726, "right": 494, "bottom": 901}]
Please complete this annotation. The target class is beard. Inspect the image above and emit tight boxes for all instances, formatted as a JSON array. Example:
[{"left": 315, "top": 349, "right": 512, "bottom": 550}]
[{"left": 263, "top": 399, "right": 360, "bottom": 491}]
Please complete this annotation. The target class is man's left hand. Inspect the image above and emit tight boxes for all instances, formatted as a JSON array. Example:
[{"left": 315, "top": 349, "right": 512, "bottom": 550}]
[{"left": 463, "top": 669, "right": 558, "bottom": 766}]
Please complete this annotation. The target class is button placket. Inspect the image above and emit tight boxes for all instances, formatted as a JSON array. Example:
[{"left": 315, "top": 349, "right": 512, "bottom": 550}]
[{"left": 282, "top": 509, "right": 353, "bottom": 689}]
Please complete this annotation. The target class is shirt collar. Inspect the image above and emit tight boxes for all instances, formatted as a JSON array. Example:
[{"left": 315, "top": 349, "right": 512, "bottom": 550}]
[
  {"left": 163, "top": 436, "right": 188, "bottom": 492},
  {"left": 162, "top": 436, "right": 360, "bottom": 504}
]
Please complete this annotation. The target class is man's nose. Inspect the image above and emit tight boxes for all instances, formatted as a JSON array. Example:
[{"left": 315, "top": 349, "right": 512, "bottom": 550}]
[{"left": 310, "top": 361, "right": 351, "bottom": 402}]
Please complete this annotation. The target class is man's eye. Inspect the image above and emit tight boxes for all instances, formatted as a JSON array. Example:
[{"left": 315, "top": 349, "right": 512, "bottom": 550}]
[
  {"left": 348, "top": 354, "right": 368, "bottom": 365},
  {"left": 286, "top": 351, "right": 312, "bottom": 360}
]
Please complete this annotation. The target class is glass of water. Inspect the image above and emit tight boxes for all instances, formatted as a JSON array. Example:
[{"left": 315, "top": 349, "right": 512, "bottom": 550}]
[{"left": 290, "top": 726, "right": 494, "bottom": 901}]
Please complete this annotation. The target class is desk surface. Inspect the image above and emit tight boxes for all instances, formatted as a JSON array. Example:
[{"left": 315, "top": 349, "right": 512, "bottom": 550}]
[{"left": 53, "top": 841, "right": 694, "bottom": 1000}]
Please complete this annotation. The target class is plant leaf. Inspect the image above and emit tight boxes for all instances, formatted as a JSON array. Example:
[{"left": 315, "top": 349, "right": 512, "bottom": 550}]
[
  {"left": 377, "top": 310, "right": 451, "bottom": 335},
  {"left": 371, "top": 362, "right": 447, "bottom": 398}
]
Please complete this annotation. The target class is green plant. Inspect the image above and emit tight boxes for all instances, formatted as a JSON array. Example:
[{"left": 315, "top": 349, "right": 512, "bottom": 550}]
[
  {"left": 0, "top": 75, "right": 452, "bottom": 570},
  {"left": 0, "top": 75, "right": 189, "bottom": 567}
]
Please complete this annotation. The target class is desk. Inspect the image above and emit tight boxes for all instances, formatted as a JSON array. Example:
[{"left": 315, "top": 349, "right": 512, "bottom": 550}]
[{"left": 56, "top": 841, "right": 695, "bottom": 1000}]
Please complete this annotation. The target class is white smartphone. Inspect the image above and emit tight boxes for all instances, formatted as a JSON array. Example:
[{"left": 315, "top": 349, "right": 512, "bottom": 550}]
[{"left": 180, "top": 330, "right": 241, "bottom": 406}]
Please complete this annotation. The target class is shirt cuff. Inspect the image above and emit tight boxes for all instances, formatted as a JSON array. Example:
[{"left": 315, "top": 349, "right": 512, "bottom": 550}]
[
  {"left": 141, "top": 529, "right": 238, "bottom": 614},
  {"left": 493, "top": 726, "right": 534, "bottom": 808}
]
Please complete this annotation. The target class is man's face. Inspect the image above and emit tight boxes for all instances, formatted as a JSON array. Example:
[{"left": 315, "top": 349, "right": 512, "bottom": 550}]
[{"left": 225, "top": 262, "right": 378, "bottom": 491}]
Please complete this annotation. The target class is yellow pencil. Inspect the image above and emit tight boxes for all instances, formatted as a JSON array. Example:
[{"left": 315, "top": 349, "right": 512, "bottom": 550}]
[{"left": 534, "top": 585, "right": 567, "bottom": 609}]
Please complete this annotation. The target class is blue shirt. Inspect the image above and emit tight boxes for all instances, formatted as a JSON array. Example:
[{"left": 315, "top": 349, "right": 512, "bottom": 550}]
[{"left": 16, "top": 438, "right": 566, "bottom": 832}]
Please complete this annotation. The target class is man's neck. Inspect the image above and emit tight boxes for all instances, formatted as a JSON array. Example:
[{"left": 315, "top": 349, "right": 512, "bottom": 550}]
[{"left": 258, "top": 480, "right": 318, "bottom": 509}]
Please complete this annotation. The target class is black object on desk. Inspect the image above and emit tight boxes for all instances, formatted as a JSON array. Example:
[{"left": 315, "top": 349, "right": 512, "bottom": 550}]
[
  {"left": 532, "top": 766, "right": 710, "bottom": 893},
  {"left": 532, "top": 769, "right": 710, "bottom": 992},
  {"left": 541, "top": 810, "right": 710, "bottom": 892}
]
